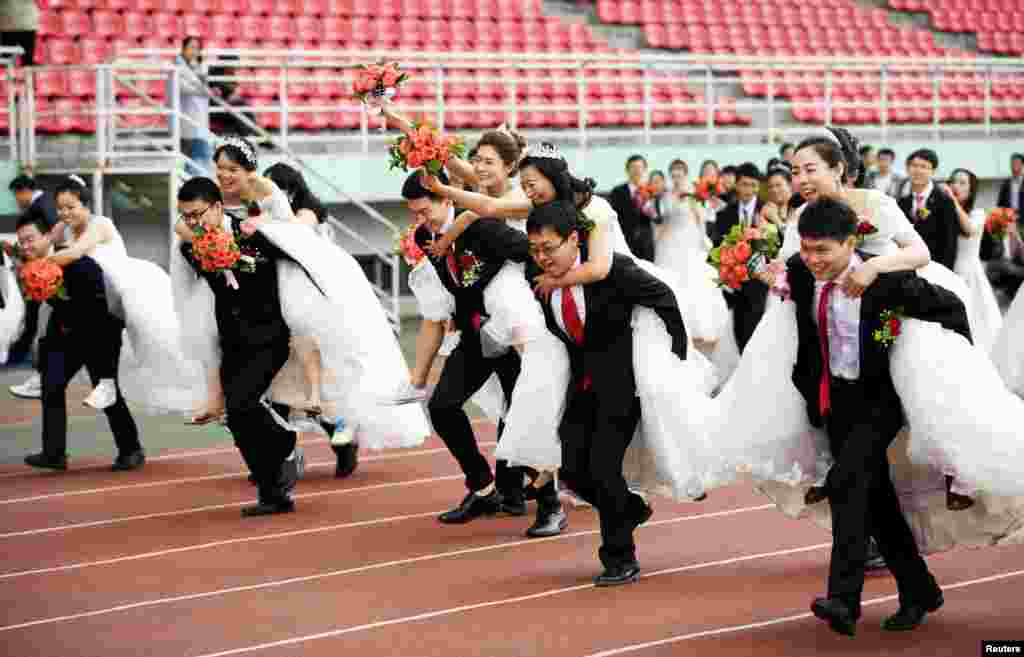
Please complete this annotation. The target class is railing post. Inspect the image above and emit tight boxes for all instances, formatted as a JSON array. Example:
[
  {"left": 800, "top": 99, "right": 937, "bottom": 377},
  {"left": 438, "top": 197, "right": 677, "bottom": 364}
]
[
  {"left": 824, "top": 66, "right": 833, "bottom": 126},
  {"left": 26, "top": 69, "right": 36, "bottom": 169},
  {"left": 279, "top": 62, "right": 290, "bottom": 150},
  {"left": 437, "top": 65, "right": 446, "bottom": 132},
  {"left": 705, "top": 64, "right": 714, "bottom": 145},
  {"left": 577, "top": 61, "right": 586, "bottom": 151},
  {"left": 880, "top": 64, "right": 889, "bottom": 144},
  {"left": 642, "top": 61, "right": 652, "bottom": 145},
  {"left": 92, "top": 170, "right": 104, "bottom": 219},
  {"left": 932, "top": 64, "right": 941, "bottom": 140},
  {"left": 170, "top": 66, "right": 182, "bottom": 176},
  {"left": 984, "top": 65, "right": 992, "bottom": 137},
  {"left": 509, "top": 63, "right": 518, "bottom": 131},
  {"left": 766, "top": 64, "right": 774, "bottom": 144},
  {"left": 5, "top": 61, "right": 14, "bottom": 162}
]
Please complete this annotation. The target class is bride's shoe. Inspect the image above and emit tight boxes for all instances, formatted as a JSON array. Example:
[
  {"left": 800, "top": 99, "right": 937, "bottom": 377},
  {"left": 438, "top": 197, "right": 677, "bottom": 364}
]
[
  {"left": 188, "top": 401, "right": 225, "bottom": 425},
  {"left": 83, "top": 379, "right": 117, "bottom": 410}
]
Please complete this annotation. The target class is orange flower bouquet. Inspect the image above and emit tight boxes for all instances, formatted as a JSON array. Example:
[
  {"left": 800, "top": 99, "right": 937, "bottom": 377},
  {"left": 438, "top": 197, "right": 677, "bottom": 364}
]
[
  {"left": 985, "top": 207, "right": 1018, "bottom": 241},
  {"left": 387, "top": 120, "right": 466, "bottom": 176},
  {"left": 394, "top": 222, "right": 426, "bottom": 267},
  {"left": 19, "top": 259, "right": 67, "bottom": 302},
  {"left": 352, "top": 61, "right": 409, "bottom": 114},
  {"left": 693, "top": 175, "right": 725, "bottom": 203},
  {"left": 635, "top": 182, "right": 659, "bottom": 203},
  {"left": 191, "top": 225, "right": 242, "bottom": 289},
  {"left": 707, "top": 222, "right": 781, "bottom": 290}
]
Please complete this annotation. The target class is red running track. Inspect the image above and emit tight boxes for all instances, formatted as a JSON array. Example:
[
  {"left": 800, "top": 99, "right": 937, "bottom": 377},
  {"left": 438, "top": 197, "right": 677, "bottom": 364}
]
[{"left": 0, "top": 422, "right": 1022, "bottom": 657}]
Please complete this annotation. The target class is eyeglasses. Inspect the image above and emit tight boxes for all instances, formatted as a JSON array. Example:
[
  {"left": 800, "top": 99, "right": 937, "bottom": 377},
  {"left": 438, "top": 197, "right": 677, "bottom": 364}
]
[
  {"left": 528, "top": 237, "right": 569, "bottom": 258},
  {"left": 179, "top": 204, "right": 212, "bottom": 225}
]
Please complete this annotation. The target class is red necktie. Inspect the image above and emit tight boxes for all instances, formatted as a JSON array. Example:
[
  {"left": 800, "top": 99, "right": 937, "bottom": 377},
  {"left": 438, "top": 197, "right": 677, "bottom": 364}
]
[
  {"left": 561, "top": 287, "right": 584, "bottom": 344},
  {"left": 446, "top": 251, "right": 461, "bottom": 287},
  {"left": 817, "top": 281, "right": 836, "bottom": 418}
]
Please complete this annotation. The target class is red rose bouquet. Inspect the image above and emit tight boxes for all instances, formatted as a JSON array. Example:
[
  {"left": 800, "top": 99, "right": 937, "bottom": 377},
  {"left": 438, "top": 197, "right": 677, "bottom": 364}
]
[
  {"left": 19, "top": 258, "right": 67, "bottom": 302},
  {"left": 394, "top": 223, "right": 426, "bottom": 268},
  {"left": 707, "top": 222, "right": 781, "bottom": 290},
  {"left": 352, "top": 61, "right": 408, "bottom": 114},
  {"left": 694, "top": 175, "right": 725, "bottom": 203},
  {"left": 388, "top": 120, "right": 466, "bottom": 176},
  {"left": 855, "top": 218, "right": 879, "bottom": 245},
  {"left": 191, "top": 225, "right": 242, "bottom": 289},
  {"left": 985, "top": 207, "right": 1017, "bottom": 241}
]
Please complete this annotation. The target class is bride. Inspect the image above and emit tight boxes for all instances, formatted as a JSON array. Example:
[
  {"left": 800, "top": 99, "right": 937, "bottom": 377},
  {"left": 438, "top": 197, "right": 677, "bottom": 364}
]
[
  {"left": 48, "top": 175, "right": 202, "bottom": 412},
  {"left": 710, "top": 127, "right": 1024, "bottom": 554}
]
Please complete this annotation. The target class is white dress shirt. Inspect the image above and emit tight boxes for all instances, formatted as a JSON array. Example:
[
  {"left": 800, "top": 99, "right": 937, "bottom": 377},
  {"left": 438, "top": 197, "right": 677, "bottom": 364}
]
[
  {"left": 811, "top": 254, "right": 864, "bottom": 381},
  {"left": 911, "top": 182, "right": 934, "bottom": 216},
  {"left": 738, "top": 197, "right": 758, "bottom": 227},
  {"left": 551, "top": 254, "right": 586, "bottom": 339},
  {"left": 873, "top": 172, "right": 893, "bottom": 194},
  {"left": 1010, "top": 177, "right": 1022, "bottom": 212}
]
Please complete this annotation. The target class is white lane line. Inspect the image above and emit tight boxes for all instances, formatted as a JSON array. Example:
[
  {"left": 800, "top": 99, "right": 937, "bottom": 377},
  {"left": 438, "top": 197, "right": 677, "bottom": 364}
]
[
  {"left": 0, "top": 442, "right": 496, "bottom": 506},
  {"left": 0, "top": 504, "right": 778, "bottom": 634},
  {"left": 583, "top": 567, "right": 1024, "bottom": 657},
  {"left": 0, "top": 474, "right": 466, "bottom": 539},
  {"left": 0, "top": 502, "right": 775, "bottom": 580},
  {"left": 187, "top": 541, "right": 835, "bottom": 657}
]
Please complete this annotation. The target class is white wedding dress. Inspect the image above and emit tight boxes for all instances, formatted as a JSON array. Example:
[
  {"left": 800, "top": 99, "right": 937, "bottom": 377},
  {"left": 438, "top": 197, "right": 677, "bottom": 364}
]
[
  {"left": 170, "top": 184, "right": 430, "bottom": 450},
  {"left": 65, "top": 215, "right": 205, "bottom": 413},
  {"left": 954, "top": 207, "right": 1003, "bottom": 353},
  {"left": 992, "top": 285, "right": 1024, "bottom": 396},
  {"left": 0, "top": 254, "right": 26, "bottom": 364},
  {"left": 655, "top": 194, "right": 738, "bottom": 387},
  {"left": 710, "top": 188, "right": 1024, "bottom": 552}
]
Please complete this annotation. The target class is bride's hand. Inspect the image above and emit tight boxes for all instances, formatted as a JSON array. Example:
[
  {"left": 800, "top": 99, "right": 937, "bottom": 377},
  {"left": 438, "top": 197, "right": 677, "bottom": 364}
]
[
  {"left": 842, "top": 260, "right": 878, "bottom": 298},
  {"left": 420, "top": 173, "right": 444, "bottom": 194},
  {"left": 752, "top": 269, "right": 776, "bottom": 287},
  {"left": 532, "top": 272, "right": 564, "bottom": 297},
  {"left": 239, "top": 172, "right": 273, "bottom": 203},
  {"left": 239, "top": 217, "right": 265, "bottom": 236},
  {"left": 428, "top": 234, "right": 453, "bottom": 257}
]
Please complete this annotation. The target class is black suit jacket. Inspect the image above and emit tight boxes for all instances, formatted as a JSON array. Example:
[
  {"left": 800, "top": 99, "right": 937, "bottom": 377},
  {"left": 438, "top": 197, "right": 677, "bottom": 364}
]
[
  {"left": 414, "top": 218, "right": 534, "bottom": 334},
  {"left": 45, "top": 255, "right": 122, "bottom": 340},
  {"left": 609, "top": 184, "right": 655, "bottom": 258},
  {"left": 997, "top": 177, "right": 1024, "bottom": 213},
  {"left": 897, "top": 187, "right": 960, "bottom": 270},
  {"left": 709, "top": 199, "right": 763, "bottom": 247},
  {"left": 787, "top": 252, "right": 971, "bottom": 428},
  {"left": 540, "top": 248, "right": 687, "bottom": 418},
  {"left": 180, "top": 215, "right": 297, "bottom": 351}
]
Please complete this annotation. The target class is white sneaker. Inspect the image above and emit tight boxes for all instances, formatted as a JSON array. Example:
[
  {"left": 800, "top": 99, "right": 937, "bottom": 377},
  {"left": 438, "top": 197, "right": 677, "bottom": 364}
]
[
  {"left": 10, "top": 373, "right": 42, "bottom": 399},
  {"left": 83, "top": 379, "right": 117, "bottom": 410},
  {"left": 330, "top": 421, "right": 357, "bottom": 447}
]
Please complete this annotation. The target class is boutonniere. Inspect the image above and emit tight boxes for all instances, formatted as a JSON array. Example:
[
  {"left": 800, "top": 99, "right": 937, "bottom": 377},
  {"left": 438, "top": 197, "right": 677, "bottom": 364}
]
[
  {"left": 873, "top": 308, "right": 904, "bottom": 348},
  {"left": 855, "top": 218, "right": 878, "bottom": 246},
  {"left": 916, "top": 206, "right": 930, "bottom": 221},
  {"left": 459, "top": 250, "right": 484, "bottom": 286}
]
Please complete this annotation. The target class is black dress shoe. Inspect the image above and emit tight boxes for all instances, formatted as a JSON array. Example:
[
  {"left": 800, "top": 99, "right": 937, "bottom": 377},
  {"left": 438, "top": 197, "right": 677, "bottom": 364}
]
[
  {"left": 111, "top": 448, "right": 145, "bottom": 472},
  {"left": 24, "top": 452, "right": 68, "bottom": 471},
  {"left": 594, "top": 563, "right": 641, "bottom": 587},
  {"left": 882, "top": 592, "right": 943, "bottom": 631},
  {"left": 332, "top": 442, "right": 359, "bottom": 479},
  {"left": 805, "top": 485, "right": 828, "bottom": 505},
  {"left": 811, "top": 597, "right": 857, "bottom": 637},
  {"left": 438, "top": 490, "right": 502, "bottom": 524},
  {"left": 525, "top": 507, "right": 568, "bottom": 538},
  {"left": 241, "top": 498, "right": 296, "bottom": 517}
]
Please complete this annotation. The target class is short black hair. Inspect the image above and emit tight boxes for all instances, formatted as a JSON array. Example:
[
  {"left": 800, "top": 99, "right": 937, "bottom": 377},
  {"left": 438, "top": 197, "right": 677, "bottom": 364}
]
[
  {"left": 779, "top": 142, "right": 794, "bottom": 157},
  {"left": 649, "top": 169, "right": 665, "bottom": 182},
  {"left": 906, "top": 148, "right": 939, "bottom": 170},
  {"left": 798, "top": 197, "right": 857, "bottom": 242},
  {"left": 766, "top": 166, "right": 792, "bottom": 184},
  {"left": 668, "top": 159, "right": 688, "bottom": 174},
  {"left": 401, "top": 170, "right": 449, "bottom": 202},
  {"left": 625, "top": 154, "right": 647, "bottom": 169},
  {"left": 877, "top": 148, "right": 896, "bottom": 160},
  {"left": 858, "top": 145, "right": 874, "bottom": 157},
  {"left": 526, "top": 200, "right": 578, "bottom": 239},
  {"left": 178, "top": 176, "right": 223, "bottom": 205},
  {"left": 734, "top": 162, "right": 762, "bottom": 182},
  {"left": 16, "top": 213, "right": 52, "bottom": 236},
  {"left": 54, "top": 175, "right": 92, "bottom": 208},
  {"left": 1012, "top": 153, "right": 1024, "bottom": 166},
  {"left": 721, "top": 165, "right": 738, "bottom": 176},
  {"left": 8, "top": 175, "right": 37, "bottom": 193}
]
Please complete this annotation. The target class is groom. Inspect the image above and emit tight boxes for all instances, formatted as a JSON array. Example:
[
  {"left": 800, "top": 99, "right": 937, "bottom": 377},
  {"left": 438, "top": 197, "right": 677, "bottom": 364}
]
[
  {"left": 15, "top": 215, "right": 144, "bottom": 471},
  {"left": 527, "top": 201, "right": 689, "bottom": 586},
  {"left": 401, "top": 172, "right": 565, "bottom": 537},
  {"left": 788, "top": 197, "right": 970, "bottom": 636}
]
